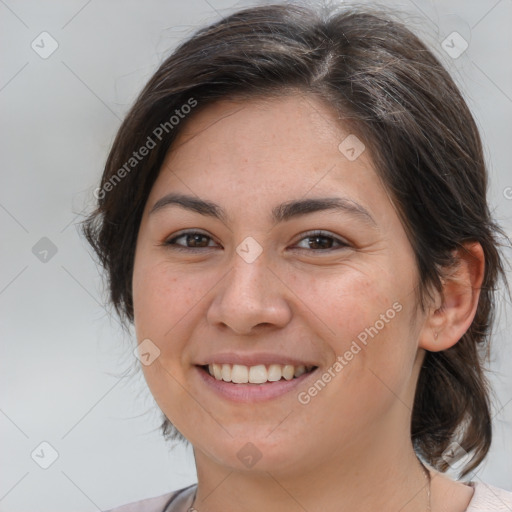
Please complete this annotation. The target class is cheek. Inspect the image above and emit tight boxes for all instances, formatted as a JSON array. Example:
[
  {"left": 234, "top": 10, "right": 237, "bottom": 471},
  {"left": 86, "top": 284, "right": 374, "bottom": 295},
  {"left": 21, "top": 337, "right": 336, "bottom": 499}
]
[
  {"left": 132, "top": 257, "right": 211, "bottom": 432},
  {"left": 132, "top": 257, "right": 200, "bottom": 342},
  {"left": 291, "top": 263, "right": 417, "bottom": 406},
  {"left": 287, "top": 263, "right": 405, "bottom": 349},
  {"left": 131, "top": 258, "right": 197, "bottom": 403}
]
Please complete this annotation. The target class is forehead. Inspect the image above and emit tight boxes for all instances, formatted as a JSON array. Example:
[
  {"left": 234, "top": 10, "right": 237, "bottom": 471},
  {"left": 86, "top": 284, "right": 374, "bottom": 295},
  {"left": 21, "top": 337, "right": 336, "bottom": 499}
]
[
  {"left": 156, "top": 94, "right": 376, "bottom": 183},
  {"left": 168, "top": 93, "right": 348, "bottom": 161}
]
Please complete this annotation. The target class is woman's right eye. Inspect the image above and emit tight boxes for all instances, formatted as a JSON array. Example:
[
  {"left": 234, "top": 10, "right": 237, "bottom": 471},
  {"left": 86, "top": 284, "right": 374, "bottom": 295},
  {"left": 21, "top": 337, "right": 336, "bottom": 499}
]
[{"left": 164, "top": 230, "right": 219, "bottom": 250}]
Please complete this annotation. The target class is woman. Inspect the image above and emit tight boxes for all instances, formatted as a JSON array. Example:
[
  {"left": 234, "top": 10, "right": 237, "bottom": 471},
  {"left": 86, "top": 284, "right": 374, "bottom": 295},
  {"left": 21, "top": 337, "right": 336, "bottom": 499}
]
[{"left": 83, "top": 3, "right": 512, "bottom": 511}]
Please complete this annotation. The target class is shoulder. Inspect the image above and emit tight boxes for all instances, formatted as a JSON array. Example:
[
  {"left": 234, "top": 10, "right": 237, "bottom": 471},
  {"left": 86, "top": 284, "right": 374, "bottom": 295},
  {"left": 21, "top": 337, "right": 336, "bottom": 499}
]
[
  {"left": 466, "top": 481, "right": 512, "bottom": 511},
  {"left": 103, "top": 483, "right": 197, "bottom": 512}
]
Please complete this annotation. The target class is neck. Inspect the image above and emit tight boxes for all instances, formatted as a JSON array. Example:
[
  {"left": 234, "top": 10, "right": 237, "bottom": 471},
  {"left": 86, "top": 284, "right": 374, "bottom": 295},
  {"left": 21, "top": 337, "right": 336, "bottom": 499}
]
[{"left": 192, "top": 436, "right": 431, "bottom": 512}]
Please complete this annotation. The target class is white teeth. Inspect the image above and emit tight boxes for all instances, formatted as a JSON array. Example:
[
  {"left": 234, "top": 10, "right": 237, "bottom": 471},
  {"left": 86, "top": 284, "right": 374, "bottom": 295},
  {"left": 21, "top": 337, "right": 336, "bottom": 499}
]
[
  {"left": 248, "top": 364, "right": 268, "bottom": 383},
  {"left": 206, "top": 363, "right": 314, "bottom": 383},
  {"left": 267, "top": 364, "right": 282, "bottom": 381},
  {"left": 212, "top": 363, "right": 222, "bottom": 380},
  {"left": 294, "top": 365, "right": 306, "bottom": 378},
  {"left": 282, "top": 365, "right": 294, "bottom": 381},
  {"left": 221, "top": 364, "right": 231, "bottom": 382},
  {"left": 231, "top": 364, "right": 249, "bottom": 383}
]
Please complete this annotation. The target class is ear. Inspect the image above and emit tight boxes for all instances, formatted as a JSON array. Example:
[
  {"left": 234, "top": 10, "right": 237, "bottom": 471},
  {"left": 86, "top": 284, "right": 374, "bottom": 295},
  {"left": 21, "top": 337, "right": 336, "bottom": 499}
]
[{"left": 419, "top": 242, "right": 485, "bottom": 352}]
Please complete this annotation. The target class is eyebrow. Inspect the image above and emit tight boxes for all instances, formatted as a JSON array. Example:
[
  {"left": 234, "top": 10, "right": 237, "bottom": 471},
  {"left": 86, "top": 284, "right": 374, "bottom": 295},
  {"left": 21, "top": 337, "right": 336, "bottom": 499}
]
[{"left": 149, "top": 193, "right": 377, "bottom": 227}]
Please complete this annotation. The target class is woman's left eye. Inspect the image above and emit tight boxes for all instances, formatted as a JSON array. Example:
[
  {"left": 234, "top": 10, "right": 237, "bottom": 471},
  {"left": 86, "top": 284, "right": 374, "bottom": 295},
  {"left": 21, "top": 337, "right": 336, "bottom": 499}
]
[{"left": 292, "top": 230, "right": 349, "bottom": 251}]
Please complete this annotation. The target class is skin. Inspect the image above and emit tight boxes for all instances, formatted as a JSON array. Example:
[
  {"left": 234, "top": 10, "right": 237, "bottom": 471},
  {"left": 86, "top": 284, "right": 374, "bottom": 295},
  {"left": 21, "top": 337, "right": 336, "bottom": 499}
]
[{"left": 132, "top": 93, "right": 484, "bottom": 512}]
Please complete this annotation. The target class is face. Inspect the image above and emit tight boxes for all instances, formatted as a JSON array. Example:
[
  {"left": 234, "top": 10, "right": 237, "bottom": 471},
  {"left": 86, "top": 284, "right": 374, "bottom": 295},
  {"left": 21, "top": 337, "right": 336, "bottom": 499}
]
[{"left": 132, "top": 93, "right": 425, "bottom": 476}]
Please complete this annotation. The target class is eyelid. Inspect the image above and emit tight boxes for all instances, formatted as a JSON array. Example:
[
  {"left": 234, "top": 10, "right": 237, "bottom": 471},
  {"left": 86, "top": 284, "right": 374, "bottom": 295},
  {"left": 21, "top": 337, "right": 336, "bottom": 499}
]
[
  {"left": 161, "top": 229, "right": 350, "bottom": 251},
  {"left": 162, "top": 229, "right": 221, "bottom": 249},
  {"left": 290, "top": 229, "right": 350, "bottom": 249}
]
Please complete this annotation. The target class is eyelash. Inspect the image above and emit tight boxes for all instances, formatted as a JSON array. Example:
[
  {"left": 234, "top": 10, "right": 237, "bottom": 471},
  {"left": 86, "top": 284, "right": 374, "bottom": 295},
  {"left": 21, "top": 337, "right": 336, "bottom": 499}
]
[{"left": 162, "top": 229, "right": 350, "bottom": 252}]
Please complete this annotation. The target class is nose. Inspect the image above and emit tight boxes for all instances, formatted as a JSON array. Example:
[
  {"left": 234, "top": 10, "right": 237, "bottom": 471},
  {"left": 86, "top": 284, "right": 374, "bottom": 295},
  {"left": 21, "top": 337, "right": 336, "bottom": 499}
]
[{"left": 206, "top": 254, "right": 293, "bottom": 335}]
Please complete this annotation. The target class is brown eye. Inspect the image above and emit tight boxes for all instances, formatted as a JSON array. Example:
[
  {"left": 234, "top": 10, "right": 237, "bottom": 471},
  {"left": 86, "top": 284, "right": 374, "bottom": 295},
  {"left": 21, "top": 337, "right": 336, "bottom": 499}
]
[
  {"left": 293, "top": 230, "right": 349, "bottom": 251},
  {"left": 165, "top": 231, "right": 218, "bottom": 249}
]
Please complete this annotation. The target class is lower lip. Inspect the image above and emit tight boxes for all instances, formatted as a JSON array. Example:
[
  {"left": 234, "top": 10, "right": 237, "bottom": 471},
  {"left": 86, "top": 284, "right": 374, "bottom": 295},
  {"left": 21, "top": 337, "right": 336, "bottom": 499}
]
[{"left": 195, "top": 366, "right": 317, "bottom": 403}]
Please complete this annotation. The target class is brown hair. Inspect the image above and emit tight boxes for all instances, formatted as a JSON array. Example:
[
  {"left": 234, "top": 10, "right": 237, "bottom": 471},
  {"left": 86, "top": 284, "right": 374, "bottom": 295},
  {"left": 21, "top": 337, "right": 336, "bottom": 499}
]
[{"left": 82, "top": 3, "right": 509, "bottom": 477}]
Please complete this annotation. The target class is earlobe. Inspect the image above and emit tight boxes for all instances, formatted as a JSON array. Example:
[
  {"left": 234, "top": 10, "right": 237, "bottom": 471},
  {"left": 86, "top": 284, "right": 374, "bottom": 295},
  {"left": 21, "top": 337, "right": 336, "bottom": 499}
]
[{"left": 419, "top": 242, "right": 485, "bottom": 353}]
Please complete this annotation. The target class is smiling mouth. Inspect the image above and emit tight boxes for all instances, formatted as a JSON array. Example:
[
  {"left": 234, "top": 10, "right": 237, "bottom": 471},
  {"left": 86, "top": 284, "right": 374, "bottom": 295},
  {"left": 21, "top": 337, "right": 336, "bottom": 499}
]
[{"left": 200, "top": 363, "right": 318, "bottom": 384}]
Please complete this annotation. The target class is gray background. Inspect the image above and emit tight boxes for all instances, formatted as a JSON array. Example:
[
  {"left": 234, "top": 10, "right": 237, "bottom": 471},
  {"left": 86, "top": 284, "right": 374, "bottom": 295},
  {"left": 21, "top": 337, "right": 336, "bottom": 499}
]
[{"left": 1, "top": 0, "right": 511, "bottom": 510}]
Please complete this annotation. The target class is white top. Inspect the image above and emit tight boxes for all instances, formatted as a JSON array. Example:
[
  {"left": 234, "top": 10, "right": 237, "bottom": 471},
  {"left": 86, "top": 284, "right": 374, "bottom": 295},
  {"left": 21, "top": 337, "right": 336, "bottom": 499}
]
[
  {"left": 465, "top": 482, "right": 512, "bottom": 511},
  {"left": 103, "top": 481, "right": 512, "bottom": 511}
]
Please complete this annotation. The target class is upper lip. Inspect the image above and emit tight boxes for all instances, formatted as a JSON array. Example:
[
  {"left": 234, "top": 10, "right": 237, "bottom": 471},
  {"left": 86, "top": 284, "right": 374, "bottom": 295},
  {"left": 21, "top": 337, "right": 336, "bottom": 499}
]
[{"left": 196, "top": 352, "right": 318, "bottom": 367}]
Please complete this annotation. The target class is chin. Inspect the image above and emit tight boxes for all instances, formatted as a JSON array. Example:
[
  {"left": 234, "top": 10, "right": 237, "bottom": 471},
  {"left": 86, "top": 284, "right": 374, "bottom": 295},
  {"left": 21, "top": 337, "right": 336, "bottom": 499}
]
[{"left": 194, "top": 429, "right": 313, "bottom": 475}]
